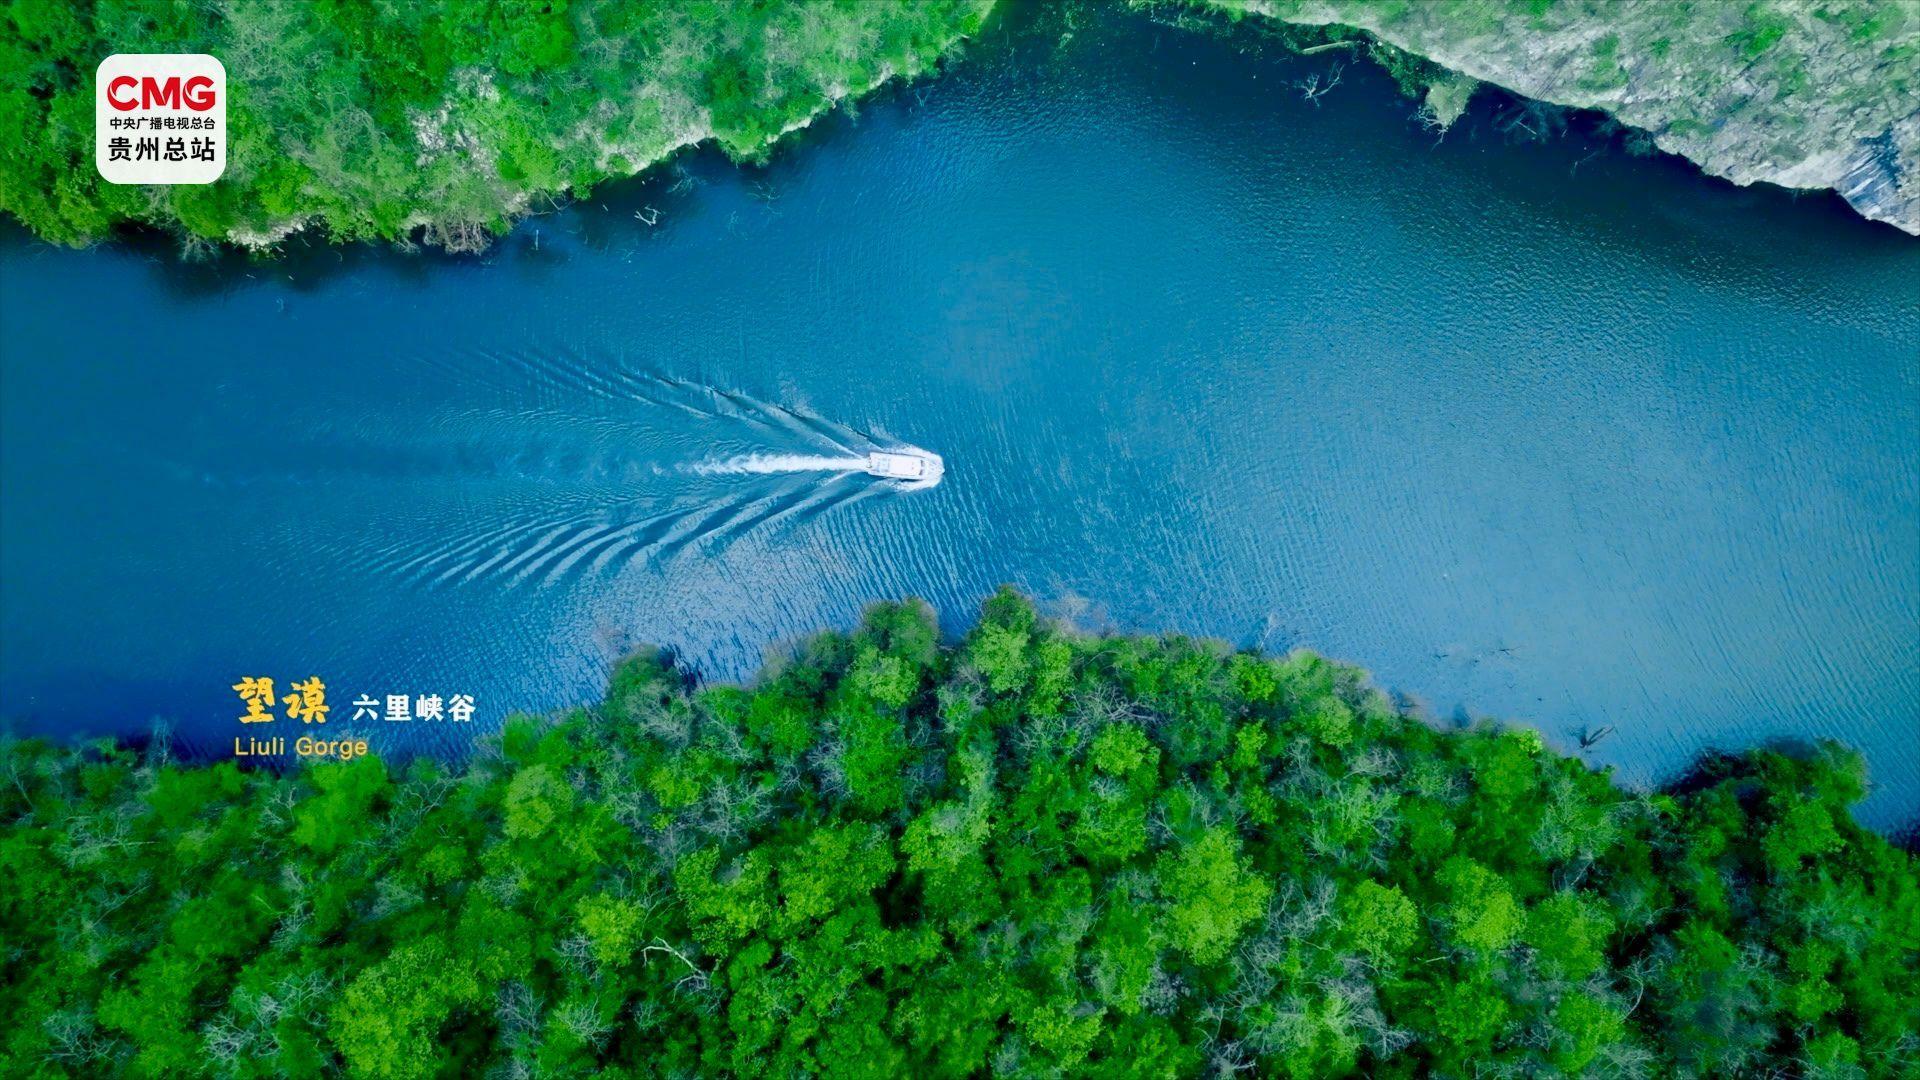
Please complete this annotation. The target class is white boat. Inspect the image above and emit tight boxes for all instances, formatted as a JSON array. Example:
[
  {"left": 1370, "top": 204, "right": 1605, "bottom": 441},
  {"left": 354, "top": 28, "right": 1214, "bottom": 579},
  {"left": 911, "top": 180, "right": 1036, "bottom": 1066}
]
[{"left": 865, "top": 449, "right": 943, "bottom": 486}]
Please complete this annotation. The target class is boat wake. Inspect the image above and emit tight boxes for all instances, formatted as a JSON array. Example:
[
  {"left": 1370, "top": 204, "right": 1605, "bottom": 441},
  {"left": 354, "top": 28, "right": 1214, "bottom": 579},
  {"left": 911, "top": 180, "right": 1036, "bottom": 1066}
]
[
  {"left": 684, "top": 453, "right": 869, "bottom": 476},
  {"left": 364, "top": 473, "right": 885, "bottom": 590},
  {"left": 680, "top": 446, "right": 944, "bottom": 488},
  {"left": 325, "top": 360, "right": 941, "bottom": 591}
]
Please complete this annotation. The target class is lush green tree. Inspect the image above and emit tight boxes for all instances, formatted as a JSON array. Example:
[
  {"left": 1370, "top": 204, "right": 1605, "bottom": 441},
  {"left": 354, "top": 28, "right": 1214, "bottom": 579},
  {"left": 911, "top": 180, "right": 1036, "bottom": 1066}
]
[
  {"left": 0, "top": 0, "right": 995, "bottom": 250},
  {"left": 3, "top": 588, "right": 1916, "bottom": 1076}
]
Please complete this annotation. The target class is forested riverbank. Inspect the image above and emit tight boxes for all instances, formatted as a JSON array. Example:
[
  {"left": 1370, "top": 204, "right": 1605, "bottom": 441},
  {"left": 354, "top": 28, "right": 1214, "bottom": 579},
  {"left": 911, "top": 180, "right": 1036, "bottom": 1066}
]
[
  {"left": 0, "top": 0, "right": 994, "bottom": 250},
  {"left": 4, "top": 592, "right": 1914, "bottom": 1077}
]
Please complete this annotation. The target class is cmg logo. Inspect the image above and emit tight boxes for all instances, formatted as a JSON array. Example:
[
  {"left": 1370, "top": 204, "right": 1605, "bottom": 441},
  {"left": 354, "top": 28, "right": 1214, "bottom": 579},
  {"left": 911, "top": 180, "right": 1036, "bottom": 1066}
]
[
  {"left": 105, "top": 74, "right": 219, "bottom": 112},
  {"left": 96, "top": 54, "right": 226, "bottom": 184}
]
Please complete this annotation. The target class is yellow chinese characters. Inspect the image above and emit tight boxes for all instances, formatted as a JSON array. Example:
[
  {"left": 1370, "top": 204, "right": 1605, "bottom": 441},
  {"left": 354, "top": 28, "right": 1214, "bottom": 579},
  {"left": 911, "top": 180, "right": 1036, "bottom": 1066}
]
[
  {"left": 284, "top": 676, "right": 330, "bottom": 724},
  {"left": 232, "top": 676, "right": 275, "bottom": 723}
]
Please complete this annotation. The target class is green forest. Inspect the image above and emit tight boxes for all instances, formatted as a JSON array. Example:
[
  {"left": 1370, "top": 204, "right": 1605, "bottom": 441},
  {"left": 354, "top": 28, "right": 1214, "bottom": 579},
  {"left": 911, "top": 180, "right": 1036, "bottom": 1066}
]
[
  {"left": 3, "top": 591, "right": 1915, "bottom": 1077},
  {"left": 0, "top": 0, "right": 994, "bottom": 250},
  {"left": 7, "top": 0, "right": 1916, "bottom": 249}
]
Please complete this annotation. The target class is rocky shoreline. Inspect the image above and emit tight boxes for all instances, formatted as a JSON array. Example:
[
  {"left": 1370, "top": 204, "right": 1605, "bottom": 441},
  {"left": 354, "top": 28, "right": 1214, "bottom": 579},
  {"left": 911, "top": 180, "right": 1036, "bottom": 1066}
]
[{"left": 1225, "top": 0, "right": 1918, "bottom": 235}]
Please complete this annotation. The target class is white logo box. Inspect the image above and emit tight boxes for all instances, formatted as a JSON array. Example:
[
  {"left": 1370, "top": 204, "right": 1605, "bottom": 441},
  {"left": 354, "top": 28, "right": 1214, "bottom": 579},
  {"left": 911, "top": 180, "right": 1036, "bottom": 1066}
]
[{"left": 96, "top": 54, "right": 226, "bottom": 185}]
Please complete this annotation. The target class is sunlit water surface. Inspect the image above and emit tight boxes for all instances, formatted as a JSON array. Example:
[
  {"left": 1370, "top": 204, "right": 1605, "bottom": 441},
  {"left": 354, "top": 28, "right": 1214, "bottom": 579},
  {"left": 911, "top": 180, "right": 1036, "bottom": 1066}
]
[{"left": 3, "top": 10, "right": 1916, "bottom": 826}]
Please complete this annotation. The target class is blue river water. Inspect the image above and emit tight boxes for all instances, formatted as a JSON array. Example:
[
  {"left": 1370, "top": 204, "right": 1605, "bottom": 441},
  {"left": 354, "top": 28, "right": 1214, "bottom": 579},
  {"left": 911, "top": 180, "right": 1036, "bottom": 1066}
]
[{"left": 2, "top": 10, "right": 1916, "bottom": 826}]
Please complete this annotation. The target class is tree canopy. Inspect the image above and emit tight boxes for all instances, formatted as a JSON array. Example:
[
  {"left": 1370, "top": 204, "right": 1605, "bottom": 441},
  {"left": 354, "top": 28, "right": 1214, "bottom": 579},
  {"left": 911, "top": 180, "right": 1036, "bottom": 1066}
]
[
  {"left": 0, "top": 0, "right": 993, "bottom": 250},
  {"left": 2, "top": 590, "right": 1916, "bottom": 1076}
]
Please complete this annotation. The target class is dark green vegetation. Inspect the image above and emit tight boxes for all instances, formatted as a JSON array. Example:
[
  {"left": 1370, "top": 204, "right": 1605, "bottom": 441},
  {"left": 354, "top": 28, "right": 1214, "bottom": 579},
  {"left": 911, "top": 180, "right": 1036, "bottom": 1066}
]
[
  {"left": 7, "top": 0, "right": 1917, "bottom": 246},
  {"left": 4, "top": 592, "right": 1916, "bottom": 1077},
  {"left": 0, "top": 0, "right": 993, "bottom": 250}
]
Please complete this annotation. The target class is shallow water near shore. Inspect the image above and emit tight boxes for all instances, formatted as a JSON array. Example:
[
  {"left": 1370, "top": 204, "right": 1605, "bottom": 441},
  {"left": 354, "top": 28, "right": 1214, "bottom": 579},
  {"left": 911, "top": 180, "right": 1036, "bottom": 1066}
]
[{"left": 3, "top": 8, "right": 1916, "bottom": 826}]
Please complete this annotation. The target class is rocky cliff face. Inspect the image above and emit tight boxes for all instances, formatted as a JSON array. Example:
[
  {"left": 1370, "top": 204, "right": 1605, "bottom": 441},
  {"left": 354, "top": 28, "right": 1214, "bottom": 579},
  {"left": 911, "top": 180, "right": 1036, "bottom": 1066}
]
[{"left": 1225, "top": 0, "right": 1919, "bottom": 235}]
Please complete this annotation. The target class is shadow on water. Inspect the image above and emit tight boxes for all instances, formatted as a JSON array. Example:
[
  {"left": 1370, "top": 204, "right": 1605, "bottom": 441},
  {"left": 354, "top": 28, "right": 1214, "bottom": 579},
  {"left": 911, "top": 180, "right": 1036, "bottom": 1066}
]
[{"left": 1116, "top": 3, "right": 1918, "bottom": 286}]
